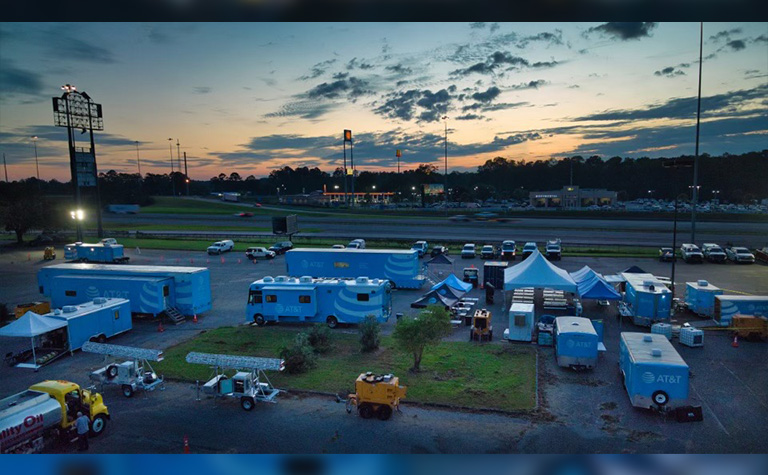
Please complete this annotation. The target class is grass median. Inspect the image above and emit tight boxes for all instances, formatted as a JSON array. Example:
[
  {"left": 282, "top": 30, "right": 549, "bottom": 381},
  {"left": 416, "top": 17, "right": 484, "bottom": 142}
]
[{"left": 154, "top": 325, "right": 537, "bottom": 412}]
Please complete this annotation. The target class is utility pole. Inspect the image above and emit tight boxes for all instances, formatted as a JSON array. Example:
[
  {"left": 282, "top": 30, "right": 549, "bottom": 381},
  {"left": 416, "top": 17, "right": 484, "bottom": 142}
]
[
  {"left": 350, "top": 136, "right": 355, "bottom": 207},
  {"left": 442, "top": 115, "right": 448, "bottom": 213},
  {"left": 3, "top": 153, "right": 7, "bottom": 182},
  {"left": 343, "top": 135, "right": 348, "bottom": 206},
  {"left": 176, "top": 139, "right": 181, "bottom": 176},
  {"left": 184, "top": 151, "right": 189, "bottom": 196},
  {"left": 168, "top": 138, "right": 175, "bottom": 196},
  {"left": 691, "top": 21, "right": 704, "bottom": 244},
  {"left": 135, "top": 141, "right": 142, "bottom": 176},
  {"left": 31, "top": 136, "right": 40, "bottom": 182}
]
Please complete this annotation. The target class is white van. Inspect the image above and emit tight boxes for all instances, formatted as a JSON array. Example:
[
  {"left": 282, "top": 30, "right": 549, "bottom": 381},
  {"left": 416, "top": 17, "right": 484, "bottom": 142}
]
[{"left": 347, "top": 239, "right": 366, "bottom": 249}]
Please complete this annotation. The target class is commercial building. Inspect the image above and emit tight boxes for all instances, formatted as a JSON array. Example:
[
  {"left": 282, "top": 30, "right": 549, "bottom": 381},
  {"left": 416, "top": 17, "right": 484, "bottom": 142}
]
[
  {"left": 279, "top": 189, "right": 394, "bottom": 205},
  {"left": 529, "top": 186, "right": 617, "bottom": 209}
]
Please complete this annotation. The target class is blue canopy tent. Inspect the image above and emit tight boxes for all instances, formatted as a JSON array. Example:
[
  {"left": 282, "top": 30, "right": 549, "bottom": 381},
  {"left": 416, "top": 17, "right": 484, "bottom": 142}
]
[
  {"left": 432, "top": 274, "right": 472, "bottom": 293},
  {"left": 569, "top": 266, "right": 622, "bottom": 300},
  {"left": 503, "top": 250, "right": 578, "bottom": 292},
  {"left": 410, "top": 289, "right": 459, "bottom": 309}
]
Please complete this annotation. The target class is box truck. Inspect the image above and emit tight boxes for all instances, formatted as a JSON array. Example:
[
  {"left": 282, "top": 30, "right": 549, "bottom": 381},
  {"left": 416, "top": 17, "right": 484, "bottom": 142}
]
[
  {"left": 64, "top": 242, "right": 129, "bottom": 263},
  {"left": 714, "top": 295, "right": 768, "bottom": 327},
  {"left": 247, "top": 276, "right": 391, "bottom": 328},
  {"left": 554, "top": 317, "right": 599, "bottom": 370},
  {"left": 619, "top": 332, "right": 689, "bottom": 410},
  {"left": 285, "top": 249, "right": 425, "bottom": 289},
  {"left": 38, "top": 264, "right": 212, "bottom": 319},
  {"left": 684, "top": 280, "right": 723, "bottom": 318}
]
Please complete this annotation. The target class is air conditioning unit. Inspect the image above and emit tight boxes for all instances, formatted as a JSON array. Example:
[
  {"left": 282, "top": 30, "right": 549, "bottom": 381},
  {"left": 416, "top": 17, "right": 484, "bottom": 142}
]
[
  {"left": 299, "top": 276, "right": 313, "bottom": 283},
  {"left": 356, "top": 277, "right": 370, "bottom": 284},
  {"left": 275, "top": 276, "right": 288, "bottom": 283},
  {"left": 262, "top": 276, "right": 274, "bottom": 283}
]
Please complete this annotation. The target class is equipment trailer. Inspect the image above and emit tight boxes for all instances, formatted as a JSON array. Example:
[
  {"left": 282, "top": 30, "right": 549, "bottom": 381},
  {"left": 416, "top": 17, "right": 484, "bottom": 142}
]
[{"left": 83, "top": 342, "right": 165, "bottom": 398}]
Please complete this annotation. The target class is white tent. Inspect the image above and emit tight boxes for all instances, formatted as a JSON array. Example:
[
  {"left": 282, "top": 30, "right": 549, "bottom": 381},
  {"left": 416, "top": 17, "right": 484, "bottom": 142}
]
[
  {"left": 0, "top": 311, "right": 67, "bottom": 370},
  {"left": 503, "top": 250, "right": 578, "bottom": 292}
]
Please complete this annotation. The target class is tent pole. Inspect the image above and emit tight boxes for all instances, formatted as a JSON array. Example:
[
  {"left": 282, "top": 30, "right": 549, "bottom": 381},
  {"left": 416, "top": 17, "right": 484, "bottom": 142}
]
[{"left": 31, "top": 337, "right": 37, "bottom": 371}]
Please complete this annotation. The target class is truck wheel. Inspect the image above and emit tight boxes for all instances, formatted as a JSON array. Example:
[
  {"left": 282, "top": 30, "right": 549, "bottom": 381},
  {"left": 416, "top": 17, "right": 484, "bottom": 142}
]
[
  {"left": 97, "top": 334, "right": 107, "bottom": 344},
  {"left": 377, "top": 405, "right": 393, "bottom": 421},
  {"left": 652, "top": 390, "right": 669, "bottom": 407},
  {"left": 90, "top": 414, "right": 107, "bottom": 437},
  {"left": 241, "top": 397, "right": 255, "bottom": 411},
  {"left": 106, "top": 364, "right": 119, "bottom": 379},
  {"left": 358, "top": 403, "right": 374, "bottom": 419},
  {"left": 326, "top": 315, "right": 338, "bottom": 329},
  {"left": 254, "top": 314, "right": 266, "bottom": 326},
  {"left": 122, "top": 385, "right": 134, "bottom": 398}
]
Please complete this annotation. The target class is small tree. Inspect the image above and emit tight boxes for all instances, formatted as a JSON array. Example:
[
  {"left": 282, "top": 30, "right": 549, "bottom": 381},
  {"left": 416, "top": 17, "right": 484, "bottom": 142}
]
[
  {"left": 393, "top": 305, "right": 452, "bottom": 372},
  {"left": 306, "top": 324, "right": 333, "bottom": 354},
  {"left": 2, "top": 197, "right": 46, "bottom": 244},
  {"left": 279, "top": 333, "right": 317, "bottom": 374},
  {"left": 358, "top": 315, "right": 381, "bottom": 352}
]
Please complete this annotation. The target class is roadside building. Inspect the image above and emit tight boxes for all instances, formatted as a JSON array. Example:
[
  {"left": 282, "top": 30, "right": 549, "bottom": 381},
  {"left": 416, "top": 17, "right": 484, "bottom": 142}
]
[{"left": 529, "top": 186, "right": 617, "bottom": 209}]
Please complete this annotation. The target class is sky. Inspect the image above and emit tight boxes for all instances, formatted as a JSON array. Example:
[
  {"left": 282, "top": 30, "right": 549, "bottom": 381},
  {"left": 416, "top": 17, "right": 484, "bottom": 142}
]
[{"left": 0, "top": 22, "right": 766, "bottom": 181}]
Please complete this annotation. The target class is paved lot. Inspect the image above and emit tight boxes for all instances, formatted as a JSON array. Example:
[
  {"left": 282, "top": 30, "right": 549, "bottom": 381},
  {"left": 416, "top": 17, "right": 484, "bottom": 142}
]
[{"left": 1, "top": 246, "right": 767, "bottom": 453}]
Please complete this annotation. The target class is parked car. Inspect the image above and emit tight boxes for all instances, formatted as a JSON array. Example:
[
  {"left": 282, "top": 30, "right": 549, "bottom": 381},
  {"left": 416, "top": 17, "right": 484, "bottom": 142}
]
[
  {"left": 501, "top": 240, "right": 516, "bottom": 260},
  {"left": 207, "top": 240, "right": 234, "bottom": 255},
  {"left": 480, "top": 245, "right": 496, "bottom": 260},
  {"left": 461, "top": 243, "right": 476, "bottom": 259},
  {"left": 701, "top": 243, "right": 727, "bottom": 263},
  {"left": 411, "top": 240, "right": 429, "bottom": 257},
  {"left": 449, "top": 215, "right": 470, "bottom": 222},
  {"left": 430, "top": 245, "right": 448, "bottom": 257},
  {"left": 269, "top": 241, "right": 293, "bottom": 255},
  {"left": 522, "top": 242, "right": 538, "bottom": 259},
  {"left": 726, "top": 246, "right": 755, "bottom": 264},
  {"left": 545, "top": 239, "right": 562, "bottom": 261},
  {"left": 331, "top": 244, "right": 346, "bottom": 249},
  {"left": 680, "top": 243, "right": 704, "bottom": 263},
  {"left": 659, "top": 247, "right": 675, "bottom": 262},
  {"left": 245, "top": 247, "right": 276, "bottom": 260},
  {"left": 347, "top": 239, "right": 366, "bottom": 249}
]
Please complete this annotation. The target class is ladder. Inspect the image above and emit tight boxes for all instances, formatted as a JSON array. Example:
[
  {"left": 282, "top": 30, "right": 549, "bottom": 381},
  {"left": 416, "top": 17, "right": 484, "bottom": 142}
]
[{"left": 163, "top": 306, "right": 186, "bottom": 325}]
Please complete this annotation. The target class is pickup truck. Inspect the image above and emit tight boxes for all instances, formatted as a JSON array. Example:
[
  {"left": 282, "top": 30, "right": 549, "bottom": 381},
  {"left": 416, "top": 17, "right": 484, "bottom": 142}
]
[
  {"left": 461, "top": 243, "right": 476, "bottom": 259},
  {"left": 522, "top": 242, "right": 538, "bottom": 259},
  {"left": 545, "top": 240, "right": 562, "bottom": 261},
  {"left": 347, "top": 239, "right": 366, "bottom": 249},
  {"left": 411, "top": 241, "right": 429, "bottom": 257},
  {"left": 680, "top": 243, "right": 704, "bottom": 263},
  {"left": 501, "top": 240, "right": 516, "bottom": 260},
  {"left": 701, "top": 243, "right": 727, "bottom": 263},
  {"left": 269, "top": 241, "right": 293, "bottom": 255},
  {"left": 726, "top": 246, "right": 755, "bottom": 264},
  {"left": 245, "top": 247, "right": 276, "bottom": 260},
  {"left": 480, "top": 245, "right": 496, "bottom": 260},
  {"left": 207, "top": 240, "right": 234, "bottom": 255}
]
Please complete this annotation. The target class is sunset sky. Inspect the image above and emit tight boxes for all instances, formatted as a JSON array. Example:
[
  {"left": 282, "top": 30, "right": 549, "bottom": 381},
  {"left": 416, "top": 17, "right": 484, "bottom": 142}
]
[{"left": 0, "top": 22, "right": 766, "bottom": 181}]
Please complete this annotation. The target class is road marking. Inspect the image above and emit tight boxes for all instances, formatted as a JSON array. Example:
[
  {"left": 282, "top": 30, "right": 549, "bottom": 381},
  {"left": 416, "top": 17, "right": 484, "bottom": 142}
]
[
  {"left": 720, "top": 361, "right": 768, "bottom": 410},
  {"left": 690, "top": 383, "right": 730, "bottom": 436},
  {"left": 719, "top": 288, "right": 754, "bottom": 296}
]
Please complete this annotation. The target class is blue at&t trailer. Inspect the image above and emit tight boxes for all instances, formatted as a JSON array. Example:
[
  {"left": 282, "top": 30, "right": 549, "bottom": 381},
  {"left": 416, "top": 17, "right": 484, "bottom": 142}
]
[
  {"left": 714, "top": 295, "right": 768, "bottom": 327},
  {"left": 621, "top": 273, "right": 672, "bottom": 327},
  {"left": 38, "top": 264, "right": 212, "bottom": 318},
  {"left": 44, "top": 298, "right": 132, "bottom": 353},
  {"left": 619, "top": 332, "right": 689, "bottom": 410},
  {"left": 684, "top": 280, "right": 723, "bottom": 318},
  {"left": 553, "top": 316, "right": 599, "bottom": 370},
  {"left": 246, "top": 276, "right": 392, "bottom": 328},
  {"left": 285, "top": 249, "right": 425, "bottom": 289},
  {"left": 64, "top": 242, "right": 130, "bottom": 263}
]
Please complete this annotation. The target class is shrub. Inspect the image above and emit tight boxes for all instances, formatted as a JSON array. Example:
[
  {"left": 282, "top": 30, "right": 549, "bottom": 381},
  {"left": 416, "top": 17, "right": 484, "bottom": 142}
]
[
  {"left": 306, "top": 324, "right": 333, "bottom": 354},
  {"left": 279, "top": 333, "right": 318, "bottom": 374},
  {"left": 393, "top": 305, "right": 452, "bottom": 372},
  {"left": 358, "top": 315, "right": 381, "bottom": 352}
]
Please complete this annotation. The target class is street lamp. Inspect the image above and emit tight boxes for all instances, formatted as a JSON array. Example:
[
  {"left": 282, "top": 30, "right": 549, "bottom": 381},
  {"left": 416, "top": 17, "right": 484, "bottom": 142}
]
[
  {"left": 31, "top": 136, "right": 40, "bottom": 182},
  {"left": 70, "top": 209, "right": 84, "bottom": 242},
  {"left": 135, "top": 141, "right": 142, "bottom": 177}
]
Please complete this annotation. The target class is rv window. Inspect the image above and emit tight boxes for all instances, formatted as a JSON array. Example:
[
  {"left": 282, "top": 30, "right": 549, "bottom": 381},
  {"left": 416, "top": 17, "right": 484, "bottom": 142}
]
[
  {"left": 357, "top": 294, "right": 370, "bottom": 302},
  {"left": 299, "top": 295, "right": 311, "bottom": 304},
  {"left": 65, "top": 290, "right": 77, "bottom": 297},
  {"left": 266, "top": 295, "right": 277, "bottom": 303},
  {"left": 248, "top": 290, "right": 263, "bottom": 304}
]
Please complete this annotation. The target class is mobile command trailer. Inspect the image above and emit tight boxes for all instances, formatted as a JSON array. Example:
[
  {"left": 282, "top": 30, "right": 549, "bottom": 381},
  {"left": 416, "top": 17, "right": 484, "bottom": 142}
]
[
  {"left": 38, "top": 263, "right": 212, "bottom": 319},
  {"left": 45, "top": 298, "right": 132, "bottom": 353},
  {"left": 64, "top": 242, "right": 129, "bottom": 263},
  {"left": 0, "top": 381, "right": 109, "bottom": 453},
  {"left": 684, "top": 280, "right": 723, "bottom": 318},
  {"left": 619, "top": 332, "right": 689, "bottom": 411},
  {"left": 285, "top": 248, "right": 425, "bottom": 289},
  {"left": 621, "top": 273, "right": 672, "bottom": 327},
  {"left": 247, "top": 276, "right": 392, "bottom": 328},
  {"left": 554, "top": 317, "right": 599, "bottom": 370},
  {"left": 714, "top": 295, "right": 768, "bottom": 327}
]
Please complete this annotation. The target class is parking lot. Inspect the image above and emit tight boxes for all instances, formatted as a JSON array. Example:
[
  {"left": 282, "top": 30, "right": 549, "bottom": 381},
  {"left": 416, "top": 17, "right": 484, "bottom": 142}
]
[{"left": 1, "top": 245, "right": 767, "bottom": 453}]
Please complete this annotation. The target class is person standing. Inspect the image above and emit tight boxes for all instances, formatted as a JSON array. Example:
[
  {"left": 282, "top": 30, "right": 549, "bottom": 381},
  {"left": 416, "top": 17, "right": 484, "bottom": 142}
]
[{"left": 75, "top": 411, "right": 89, "bottom": 451}]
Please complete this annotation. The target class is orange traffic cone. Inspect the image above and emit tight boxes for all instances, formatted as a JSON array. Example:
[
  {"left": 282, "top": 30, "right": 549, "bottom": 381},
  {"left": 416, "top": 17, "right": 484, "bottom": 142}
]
[
  {"left": 732, "top": 335, "right": 739, "bottom": 348},
  {"left": 183, "top": 435, "right": 190, "bottom": 454},
  {"left": 237, "top": 258, "right": 242, "bottom": 264},
  {"left": 220, "top": 257, "right": 225, "bottom": 264},
  {"left": 158, "top": 321, "right": 165, "bottom": 333},
  {"left": 192, "top": 314, "right": 198, "bottom": 324}
]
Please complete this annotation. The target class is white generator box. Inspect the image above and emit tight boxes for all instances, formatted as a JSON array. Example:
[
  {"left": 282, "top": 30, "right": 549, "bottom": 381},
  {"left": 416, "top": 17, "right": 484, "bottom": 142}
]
[
  {"left": 679, "top": 327, "right": 704, "bottom": 347},
  {"left": 651, "top": 322, "right": 673, "bottom": 340}
]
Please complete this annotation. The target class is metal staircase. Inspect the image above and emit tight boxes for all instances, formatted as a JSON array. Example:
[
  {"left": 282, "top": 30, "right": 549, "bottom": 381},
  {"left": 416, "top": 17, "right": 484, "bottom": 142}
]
[{"left": 163, "top": 306, "right": 186, "bottom": 325}]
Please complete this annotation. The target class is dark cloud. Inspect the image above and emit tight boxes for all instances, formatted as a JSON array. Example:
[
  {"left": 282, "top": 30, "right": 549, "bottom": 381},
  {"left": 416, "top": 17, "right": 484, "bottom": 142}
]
[
  {"left": 516, "top": 30, "right": 564, "bottom": 48},
  {"left": 385, "top": 64, "right": 413, "bottom": 75},
  {"left": 375, "top": 88, "right": 453, "bottom": 123},
  {"left": 332, "top": 72, "right": 349, "bottom": 80},
  {"left": 584, "top": 22, "right": 657, "bottom": 40},
  {"left": 347, "top": 57, "right": 374, "bottom": 70},
  {"left": 510, "top": 80, "right": 548, "bottom": 90},
  {"left": 451, "top": 51, "right": 529, "bottom": 76},
  {"left": 55, "top": 35, "right": 116, "bottom": 63},
  {"left": 709, "top": 28, "right": 742, "bottom": 43},
  {"left": 0, "top": 61, "right": 44, "bottom": 96},
  {"left": 306, "top": 76, "right": 370, "bottom": 100},
  {"left": 754, "top": 35, "right": 768, "bottom": 43},
  {"left": 456, "top": 114, "right": 483, "bottom": 121},
  {"left": 532, "top": 60, "right": 560, "bottom": 68},
  {"left": 654, "top": 63, "right": 690, "bottom": 78},
  {"left": 727, "top": 40, "right": 746, "bottom": 51},
  {"left": 146, "top": 27, "right": 170, "bottom": 44},
  {"left": 300, "top": 59, "right": 337, "bottom": 80},
  {"left": 265, "top": 101, "right": 337, "bottom": 120},
  {"left": 416, "top": 89, "right": 452, "bottom": 122},
  {"left": 193, "top": 86, "right": 212, "bottom": 94},
  {"left": 470, "top": 22, "right": 486, "bottom": 29},
  {"left": 573, "top": 85, "right": 767, "bottom": 122},
  {"left": 471, "top": 86, "right": 501, "bottom": 103},
  {"left": 489, "top": 23, "right": 500, "bottom": 33},
  {"left": 463, "top": 102, "right": 528, "bottom": 113}
]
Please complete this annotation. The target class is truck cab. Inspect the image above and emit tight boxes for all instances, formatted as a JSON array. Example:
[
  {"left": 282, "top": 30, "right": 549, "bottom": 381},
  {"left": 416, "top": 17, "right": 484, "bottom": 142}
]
[
  {"left": 501, "top": 240, "right": 516, "bottom": 260},
  {"left": 461, "top": 243, "right": 476, "bottom": 259},
  {"left": 411, "top": 241, "right": 428, "bottom": 257},
  {"left": 29, "top": 380, "right": 110, "bottom": 436},
  {"left": 545, "top": 239, "right": 562, "bottom": 261},
  {"left": 480, "top": 245, "right": 496, "bottom": 260},
  {"left": 680, "top": 243, "right": 703, "bottom": 263},
  {"left": 701, "top": 243, "right": 726, "bottom": 263},
  {"left": 245, "top": 247, "right": 276, "bottom": 260},
  {"left": 522, "top": 242, "right": 538, "bottom": 259}
]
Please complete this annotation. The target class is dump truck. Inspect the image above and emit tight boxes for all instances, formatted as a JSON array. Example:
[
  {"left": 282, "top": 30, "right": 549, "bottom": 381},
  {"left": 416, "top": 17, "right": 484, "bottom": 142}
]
[
  {"left": 470, "top": 308, "right": 493, "bottom": 341},
  {"left": 346, "top": 372, "right": 407, "bottom": 421},
  {"left": 0, "top": 381, "right": 109, "bottom": 453}
]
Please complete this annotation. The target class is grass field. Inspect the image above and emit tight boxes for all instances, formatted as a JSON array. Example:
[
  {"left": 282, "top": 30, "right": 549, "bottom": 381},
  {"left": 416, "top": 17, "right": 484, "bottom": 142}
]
[
  {"left": 105, "top": 223, "right": 323, "bottom": 233},
  {"left": 154, "top": 325, "right": 537, "bottom": 412},
  {"left": 143, "top": 197, "right": 333, "bottom": 218}
]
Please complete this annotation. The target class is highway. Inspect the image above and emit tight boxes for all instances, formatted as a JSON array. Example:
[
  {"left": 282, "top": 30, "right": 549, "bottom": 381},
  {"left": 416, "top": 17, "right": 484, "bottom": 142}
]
[{"left": 102, "top": 212, "right": 768, "bottom": 247}]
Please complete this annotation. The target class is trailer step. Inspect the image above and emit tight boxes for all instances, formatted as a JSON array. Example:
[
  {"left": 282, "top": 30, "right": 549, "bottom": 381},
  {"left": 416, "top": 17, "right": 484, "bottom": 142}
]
[{"left": 164, "top": 307, "right": 186, "bottom": 325}]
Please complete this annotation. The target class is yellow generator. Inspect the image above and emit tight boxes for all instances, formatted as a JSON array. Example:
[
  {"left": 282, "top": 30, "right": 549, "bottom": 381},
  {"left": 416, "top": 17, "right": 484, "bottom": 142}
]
[
  {"left": 43, "top": 247, "right": 56, "bottom": 260},
  {"left": 732, "top": 315, "right": 768, "bottom": 341},
  {"left": 346, "top": 372, "right": 407, "bottom": 421},
  {"left": 14, "top": 301, "right": 51, "bottom": 319},
  {"left": 470, "top": 308, "right": 493, "bottom": 342}
]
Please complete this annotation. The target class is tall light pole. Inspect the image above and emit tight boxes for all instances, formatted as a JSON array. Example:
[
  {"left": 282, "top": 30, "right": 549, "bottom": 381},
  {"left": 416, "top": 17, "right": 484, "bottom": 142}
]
[
  {"left": 442, "top": 115, "right": 448, "bottom": 210},
  {"left": 134, "top": 141, "right": 142, "bottom": 176},
  {"left": 168, "top": 138, "right": 175, "bottom": 196},
  {"left": 31, "top": 136, "right": 40, "bottom": 182},
  {"left": 184, "top": 151, "right": 189, "bottom": 196},
  {"left": 663, "top": 156, "right": 694, "bottom": 301},
  {"left": 176, "top": 139, "right": 181, "bottom": 175},
  {"left": 691, "top": 21, "right": 704, "bottom": 244},
  {"left": 2, "top": 153, "right": 7, "bottom": 182}
]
